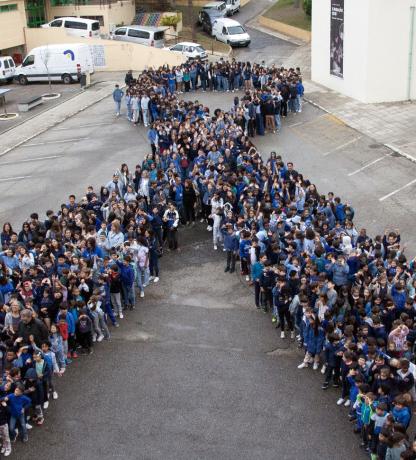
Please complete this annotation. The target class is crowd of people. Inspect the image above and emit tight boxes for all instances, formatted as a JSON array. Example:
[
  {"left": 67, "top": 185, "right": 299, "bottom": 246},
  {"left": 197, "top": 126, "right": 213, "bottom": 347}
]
[{"left": 0, "top": 60, "right": 415, "bottom": 459}]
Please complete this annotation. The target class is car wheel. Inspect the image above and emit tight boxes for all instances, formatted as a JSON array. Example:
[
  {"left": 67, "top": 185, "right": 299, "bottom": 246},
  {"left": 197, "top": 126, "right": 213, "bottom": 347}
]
[
  {"left": 18, "top": 74, "right": 28, "bottom": 85},
  {"left": 62, "top": 74, "right": 72, "bottom": 84}
]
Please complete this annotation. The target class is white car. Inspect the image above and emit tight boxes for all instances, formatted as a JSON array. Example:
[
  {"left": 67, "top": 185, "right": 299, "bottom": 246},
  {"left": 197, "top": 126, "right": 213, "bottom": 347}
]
[
  {"left": 165, "top": 42, "right": 208, "bottom": 61},
  {"left": 0, "top": 56, "right": 16, "bottom": 83}
]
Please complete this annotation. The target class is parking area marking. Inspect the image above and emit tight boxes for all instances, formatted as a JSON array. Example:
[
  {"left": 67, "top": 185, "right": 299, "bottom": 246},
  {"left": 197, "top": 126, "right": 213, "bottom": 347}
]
[
  {"left": 23, "top": 137, "right": 89, "bottom": 147},
  {"left": 347, "top": 154, "right": 390, "bottom": 176},
  {"left": 379, "top": 178, "right": 416, "bottom": 201},
  {"left": 323, "top": 136, "right": 362, "bottom": 156},
  {"left": 0, "top": 155, "right": 62, "bottom": 167},
  {"left": 0, "top": 175, "right": 32, "bottom": 182},
  {"left": 53, "top": 122, "right": 112, "bottom": 131}
]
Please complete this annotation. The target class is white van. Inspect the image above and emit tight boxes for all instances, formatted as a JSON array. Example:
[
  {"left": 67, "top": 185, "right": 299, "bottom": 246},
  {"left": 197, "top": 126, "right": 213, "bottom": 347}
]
[
  {"left": 0, "top": 56, "right": 16, "bottom": 82},
  {"left": 112, "top": 25, "right": 166, "bottom": 48},
  {"left": 212, "top": 18, "right": 250, "bottom": 47},
  {"left": 15, "top": 44, "right": 94, "bottom": 85},
  {"left": 224, "top": 0, "right": 240, "bottom": 16},
  {"left": 41, "top": 17, "right": 100, "bottom": 38}
]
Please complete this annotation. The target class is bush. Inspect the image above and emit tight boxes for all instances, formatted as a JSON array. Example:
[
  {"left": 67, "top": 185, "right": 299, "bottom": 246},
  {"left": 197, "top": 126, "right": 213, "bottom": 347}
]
[{"left": 303, "top": 0, "right": 312, "bottom": 16}]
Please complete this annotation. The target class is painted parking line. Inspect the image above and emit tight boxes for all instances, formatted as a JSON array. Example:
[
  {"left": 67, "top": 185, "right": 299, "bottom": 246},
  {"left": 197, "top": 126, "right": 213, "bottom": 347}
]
[
  {"left": 23, "top": 137, "right": 89, "bottom": 147},
  {"left": 379, "top": 178, "right": 416, "bottom": 201},
  {"left": 347, "top": 154, "right": 391, "bottom": 176},
  {"left": 53, "top": 122, "right": 113, "bottom": 131},
  {"left": 0, "top": 155, "right": 62, "bottom": 167},
  {"left": 0, "top": 175, "right": 32, "bottom": 182},
  {"left": 322, "top": 136, "right": 362, "bottom": 156}
]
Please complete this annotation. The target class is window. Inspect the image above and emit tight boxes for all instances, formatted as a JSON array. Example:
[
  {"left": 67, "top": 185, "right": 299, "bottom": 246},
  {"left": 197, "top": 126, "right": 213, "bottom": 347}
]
[
  {"left": 50, "top": 19, "right": 62, "bottom": 27},
  {"left": 91, "top": 21, "right": 100, "bottom": 30},
  {"left": 0, "top": 4, "right": 18, "bottom": 12},
  {"left": 64, "top": 20, "right": 87, "bottom": 30},
  {"left": 114, "top": 28, "right": 126, "bottom": 36},
  {"left": 22, "top": 55, "right": 35, "bottom": 66},
  {"left": 171, "top": 44, "right": 183, "bottom": 52},
  {"left": 154, "top": 31, "right": 164, "bottom": 41},
  {"left": 127, "top": 29, "right": 150, "bottom": 39},
  {"left": 4, "top": 60, "right": 9, "bottom": 69},
  {"left": 228, "top": 26, "right": 245, "bottom": 35},
  {"left": 8, "top": 59, "right": 14, "bottom": 67}
]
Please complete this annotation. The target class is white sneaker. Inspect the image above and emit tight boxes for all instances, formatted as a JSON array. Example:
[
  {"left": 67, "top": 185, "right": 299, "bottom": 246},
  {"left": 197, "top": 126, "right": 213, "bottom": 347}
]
[
  {"left": 214, "top": 245, "right": 218, "bottom": 250},
  {"left": 92, "top": 335, "right": 97, "bottom": 342},
  {"left": 149, "top": 276, "right": 155, "bottom": 282},
  {"left": 321, "top": 364, "right": 327, "bottom": 375},
  {"left": 1, "top": 448, "right": 5, "bottom": 454},
  {"left": 207, "top": 225, "right": 212, "bottom": 231},
  {"left": 280, "top": 331, "right": 285, "bottom": 339},
  {"left": 119, "top": 312, "right": 124, "bottom": 319},
  {"left": 43, "top": 401, "right": 49, "bottom": 409},
  {"left": 26, "top": 423, "right": 33, "bottom": 430},
  {"left": 313, "top": 362, "right": 319, "bottom": 371},
  {"left": 245, "top": 275, "right": 250, "bottom": 281},
  {"left": 297, "top": 362, "right": 308, "bottom": 369},
  {"left": 4, "top": 449, "right": 11, "bottom": 457},
  {"left": 290, "top": 330, "right": 295, "bottom": 339},
  {"left": 97, "top": 335, "right": 104, "bottom": 343},
  {"left": 344, "top": 399, "right": 351, "bottom": 407},
  {"left": 52, "top": 391, "right": 58, "bottom": 400},
  {"left": 60, "top": 368, "right": 66, "bottom": 374},
  {"left": 200, "top": 218, "right": 205, "bottom": 223},
  {"left": 140, "top": 291, "right": 144, "bottom": 298},
  {"left": 336, "top": 398, "right": 345, "bottom": 406},
  {"left": 153, "top": 277, "right": 159, "bottom": 283}
]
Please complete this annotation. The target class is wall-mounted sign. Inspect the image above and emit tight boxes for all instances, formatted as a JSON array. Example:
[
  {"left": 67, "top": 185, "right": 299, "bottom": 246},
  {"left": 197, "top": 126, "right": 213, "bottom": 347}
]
[{"left": 330, "top": 0, "right": 344, "bottom": 78}]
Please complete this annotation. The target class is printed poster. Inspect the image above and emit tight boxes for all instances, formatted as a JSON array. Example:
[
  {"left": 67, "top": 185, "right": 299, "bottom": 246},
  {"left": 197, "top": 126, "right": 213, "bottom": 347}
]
[{"left": 330, "top": 0, "right": 344, "bottom": 78}]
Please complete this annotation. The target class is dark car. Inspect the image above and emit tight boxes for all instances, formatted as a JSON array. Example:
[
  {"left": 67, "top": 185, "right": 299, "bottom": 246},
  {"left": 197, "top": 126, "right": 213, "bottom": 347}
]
[{"left": 198, "top": 9, "right": 227, "bottom": 35}]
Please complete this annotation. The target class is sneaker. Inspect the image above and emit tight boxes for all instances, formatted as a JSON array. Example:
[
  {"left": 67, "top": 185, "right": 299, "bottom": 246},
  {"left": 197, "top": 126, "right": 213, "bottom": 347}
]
[
  {"left": 72, "top": 352, "right": 78, "bottom": 359},
  {"left": 53, "top": 391, "right": 58, "bottom": 400},
  {"left": 337, "top": 398, "right": 345, "bottom": 406},
  {"left": 140, "top": 291, "right": 144, "bottom": 298},
  {"left": 321, "top": 364, "right": 327, "bottom": 374},
  {"left": 313, "top": 362, "right": 319, "bottom": 371},
  {"left": 92, "top": 335, "right": 97, "bottom": 343},
  {"left": 60, "top": 367, "right": 66, "bottom": 373},
  {"left": 43, "top": 401, "right": 49, "bottom": 409},
  {"left": 332, "top": 383, "right": 340, "bottom": 388},
  {"left": 4, "top": 449, "right": 11, "bottom": 457},
  {"left": 271, "top": 316, "right": 277, "bottom": 324},
  {"left": 322, "top": 383, "right": 329, "bottom": 390},
  {"left": 149, "top": 276, "right": 155, "bottom": 282},
  {"left": 36, "top": 417, "right": 44, "bottom": 426},
  {"left": 114, "top": 322, "right": 120, "bottom": 328},
  {"left": 67, "top": 352, "right": 72, "bottom": 359},
  {"left": 97, "top": 335, "right": 104, "bottom": 343},
  {"left": 214, "top": 245, "right": 218, "bottom": 250},
  {"left": 344, "top": 399, "right": 351, "bottom": 407},
  {"left": 298, "top": 362, "right": 308, "bottom": 369},
  {"left": 230, "top": 268, "right": 235, "bottom": 273},
  {"left": 153, "top": 277, "right": 159, "bottom": 283},
  {"left": 245, "top": 275, "right": 250, "bottom": 281},
  {"left": 290, "top": 330, "right": 295, "bottom": 339},
  {"left": 119, "top": 312, "right": 124, "bottom": 319},
  {"left": 207, "top": 225, "right": 212, "bottom": 231},
  {"left": 200, "top": 218, "right": 205, "bottom": 223},
  {"left": 26, "top": 423, "right": 33, "bottom": 430},
  {"left": 1, "top": 447, "right": 5, "bottom": 454},
  {"left": 280, "top": 331, "right": 285, "bottom": 339},
  {"left": 224, "top": 267, "right": 230, "bottom": 272}
]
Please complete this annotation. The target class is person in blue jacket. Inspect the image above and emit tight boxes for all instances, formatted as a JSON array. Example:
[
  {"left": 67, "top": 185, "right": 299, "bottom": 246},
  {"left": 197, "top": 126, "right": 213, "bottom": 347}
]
[
  {"left": 298, "top": 313, "right": 325, "bottom": 370},
  {"left": 3, "top": 383, "right": 32, "bottom": 442},
  {"left": 223, "top": 225, "right": 238, "bottom": 273}
]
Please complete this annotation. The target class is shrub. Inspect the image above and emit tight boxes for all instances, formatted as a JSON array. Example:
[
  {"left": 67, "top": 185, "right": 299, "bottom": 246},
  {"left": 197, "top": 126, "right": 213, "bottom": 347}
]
[{"left": 303, "top": 0, "right": 312, "bottom": 16}]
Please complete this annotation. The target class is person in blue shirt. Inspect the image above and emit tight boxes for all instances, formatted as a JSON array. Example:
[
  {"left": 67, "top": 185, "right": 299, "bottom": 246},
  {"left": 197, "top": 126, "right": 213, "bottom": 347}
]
[
  {"left": 3, "top": 384, "right": 31, "bottom": 442},
  {"left": 112, "top": 84, "right": 124, "bottom": 116}
]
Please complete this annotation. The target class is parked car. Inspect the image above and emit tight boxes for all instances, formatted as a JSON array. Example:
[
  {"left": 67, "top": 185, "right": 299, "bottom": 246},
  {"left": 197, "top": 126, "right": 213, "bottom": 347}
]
[
  {"left": 212, "top": 18, "right": 250, "bottom": 46},
  {"left": 0, "top": 56, "right": 16, "bottom": 83},
  {"left": 165, "top": 42, "right": 208, "bottom": 61},
  {"left": 199, "top": 9, "right": 227, "bottom": 35},
  {"left": 223, "top": 0, "right": 241, "bottom": 16},
  {"left": 41, "top": 17, "right": 100, "bottom": 38},
  {"left": 112, "top": 25, "right": 166, "bottom": 48},
  {"left": 199, "top": 1, "right": 227, "bottom": 20},
  {"left": 15, "top": 44, "right": 94, "bottom": 85}
]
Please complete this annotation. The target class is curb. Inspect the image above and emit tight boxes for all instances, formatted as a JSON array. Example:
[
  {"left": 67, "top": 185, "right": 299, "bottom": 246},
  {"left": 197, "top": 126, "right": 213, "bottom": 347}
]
[
  {"left": 0, "top": 84, "right": 119, "bottom": 157},
  {"left": 245, "top": 19, "right": 305, "bottom": 46},
  {"left": 305, "top": 97, "right": 416, "bottom": 164}
]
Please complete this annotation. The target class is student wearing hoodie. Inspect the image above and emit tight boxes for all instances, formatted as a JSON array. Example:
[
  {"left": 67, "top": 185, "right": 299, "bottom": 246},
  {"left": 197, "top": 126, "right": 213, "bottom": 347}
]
[{"left": 3, "top": 383, "right": 31, "bottom": 442}]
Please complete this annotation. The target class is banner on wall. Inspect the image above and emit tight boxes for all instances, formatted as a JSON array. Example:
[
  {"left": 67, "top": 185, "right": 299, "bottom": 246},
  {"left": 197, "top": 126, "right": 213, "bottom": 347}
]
[{"left": 330, "top": 0, "right": 344, "bottom": 78}]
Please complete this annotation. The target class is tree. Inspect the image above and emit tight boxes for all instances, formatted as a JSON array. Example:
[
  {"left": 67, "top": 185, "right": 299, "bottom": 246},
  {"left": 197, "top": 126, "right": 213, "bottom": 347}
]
[
  {"left": 294, "top": 0, "right": 301, "bottom": 7},
  {"left": 40, "top": 45, "right": 53, "bottom": 93},
  {"left": 188, "top": 0, "right": 196, "bottom": 41}
]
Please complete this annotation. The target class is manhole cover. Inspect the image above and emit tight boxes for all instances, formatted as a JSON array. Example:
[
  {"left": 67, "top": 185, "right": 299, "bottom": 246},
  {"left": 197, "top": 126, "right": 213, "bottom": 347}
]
[
  {"left": 369, "top": 143, "right": 383, "bottom": 149},
  {"left": 0, "top": 113, "right": 18, "bottom": 120}
]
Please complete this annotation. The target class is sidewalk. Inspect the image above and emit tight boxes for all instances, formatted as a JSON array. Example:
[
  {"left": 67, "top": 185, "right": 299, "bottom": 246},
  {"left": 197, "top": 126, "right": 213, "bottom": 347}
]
[
  {"left": 304, "top": 81, "right": 416, "bottom": 161},
  {"left": 0, "top": 73, "right": 123, "bottom": 156}
]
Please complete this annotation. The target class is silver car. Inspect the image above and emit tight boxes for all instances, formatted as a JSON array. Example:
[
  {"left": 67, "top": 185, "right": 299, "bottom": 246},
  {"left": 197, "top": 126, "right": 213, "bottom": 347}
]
[{"left": 112, "top": 25, "right": 166, "bottom": 48}]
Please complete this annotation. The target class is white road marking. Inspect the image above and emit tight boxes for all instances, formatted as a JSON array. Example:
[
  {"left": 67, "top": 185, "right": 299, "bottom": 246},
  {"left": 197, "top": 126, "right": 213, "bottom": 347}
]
[
  {"left": 0, "top": 175, "right": 32, "bottom": 182},
  {"left": 323, "top": 136, "right": 362, "bottom": 156},
  {"left": 23, "top": 137, "right": 89, "bottom": 147},
  {"left": 0, "top": 155, "right": 62, "bottom": 167},
  {"left": 379, "top": 178, "right": 416, "bottom": 201},
  {"left": 53, "top": 122, "right": 112, "bottom": 131},
  {"left": 347, "top": 154, "right": 390, "bottom": 176}
]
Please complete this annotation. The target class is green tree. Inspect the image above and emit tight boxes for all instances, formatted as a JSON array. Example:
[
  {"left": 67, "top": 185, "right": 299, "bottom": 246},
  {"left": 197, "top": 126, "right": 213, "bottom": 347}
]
[{"left": 303, "top": 0, "right": 312, "bottom": 16}]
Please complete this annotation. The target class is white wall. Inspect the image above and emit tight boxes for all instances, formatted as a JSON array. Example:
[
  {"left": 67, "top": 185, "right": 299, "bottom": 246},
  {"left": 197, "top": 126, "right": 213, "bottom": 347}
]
[{"left": 312, "top": 0, "right": 416, "bottom": 103}]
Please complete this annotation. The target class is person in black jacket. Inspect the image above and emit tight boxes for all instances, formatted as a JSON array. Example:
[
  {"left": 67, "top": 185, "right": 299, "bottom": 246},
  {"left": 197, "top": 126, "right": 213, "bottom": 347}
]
[
  {"left": 183, "top": 179, "right": 197, "bottom": 226},
  {"left": 17, "top": 310, "right": 49, "bottom": 347}
]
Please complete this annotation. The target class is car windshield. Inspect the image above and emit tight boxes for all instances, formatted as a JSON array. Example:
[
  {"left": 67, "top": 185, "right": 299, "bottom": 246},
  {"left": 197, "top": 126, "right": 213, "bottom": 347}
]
[
  {"left": 196, "top": 46, "right": 205, "bottom": 53},
  {"left": 228, "top": 26, "right": 245, "bottom": 35}
]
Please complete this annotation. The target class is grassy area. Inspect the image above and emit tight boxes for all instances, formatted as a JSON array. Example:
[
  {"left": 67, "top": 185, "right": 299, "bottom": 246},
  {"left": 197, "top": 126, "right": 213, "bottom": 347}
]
[{"left": 264, "top": 0, "right": 311, "bottom": 31}]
